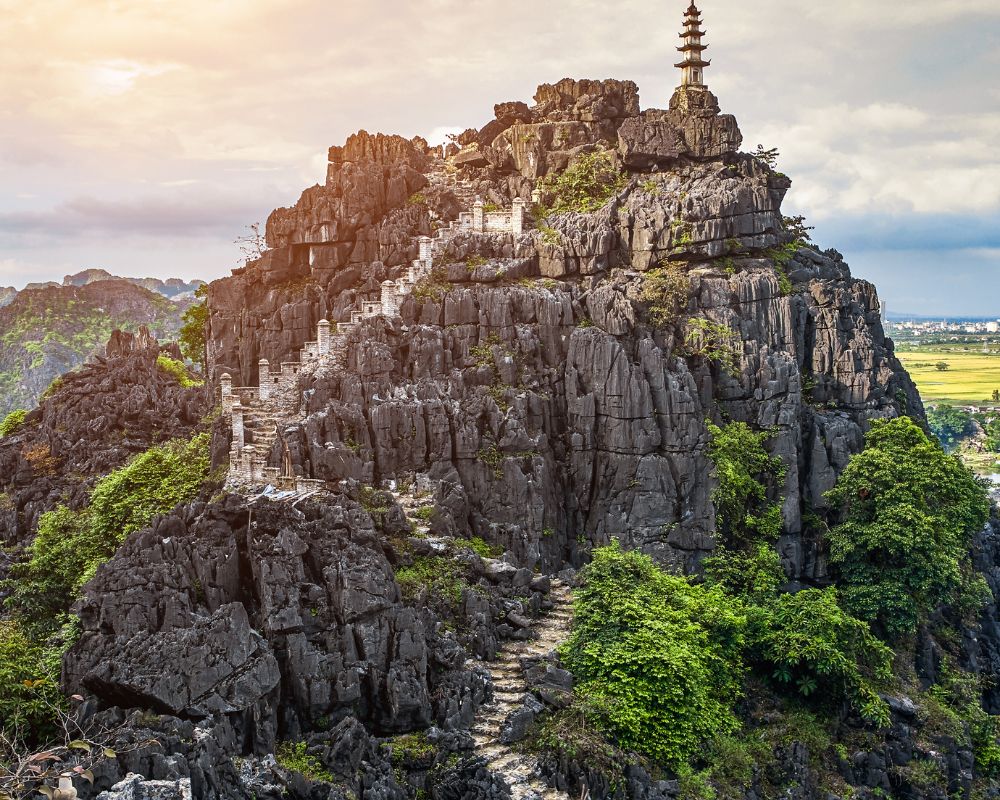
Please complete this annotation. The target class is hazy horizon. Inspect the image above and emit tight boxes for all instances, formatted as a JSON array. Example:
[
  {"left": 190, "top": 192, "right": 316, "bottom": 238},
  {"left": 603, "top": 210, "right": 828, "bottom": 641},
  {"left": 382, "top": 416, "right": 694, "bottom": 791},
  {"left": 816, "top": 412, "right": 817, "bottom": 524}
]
[{"left": 2, "top": 0, "right": 998, "bottom": 315}]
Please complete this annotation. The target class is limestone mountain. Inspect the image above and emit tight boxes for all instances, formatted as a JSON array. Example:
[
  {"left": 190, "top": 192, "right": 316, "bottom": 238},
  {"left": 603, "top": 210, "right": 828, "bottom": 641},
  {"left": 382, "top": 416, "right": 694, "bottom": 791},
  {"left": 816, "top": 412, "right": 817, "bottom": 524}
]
[
  {"left": 0, "top": 16, "right": 996, "bottom": 800},
  {"left": 0, "top": 278, "right": 192, "bottom": 416}
]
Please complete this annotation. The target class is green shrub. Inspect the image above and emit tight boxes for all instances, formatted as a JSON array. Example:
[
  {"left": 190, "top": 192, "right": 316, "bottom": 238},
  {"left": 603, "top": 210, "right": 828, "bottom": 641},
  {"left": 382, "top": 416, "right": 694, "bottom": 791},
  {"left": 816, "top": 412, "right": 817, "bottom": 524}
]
[
  {"left": 39, "top": 375, "right": 64, "bottom": 402},
  {"left": 0, "top": 620, "right": 64, "bottom": 742},
  {"left": 640, "top": 263, "right": 690, "bottom": 327},
  {"left": 387, "top": 731, "right": 436, "bottom": 764},
  {"left": 0, "top": 409, "right": 27, "bottom": 437},
  {"left": 6, "top": 433, "right": 211, "bottom": 632},
  {"left": 395, "top": 556, "right": 468, "bottom": 610},
  {"left": 461, "top": 536, "right": 502, "bottom": 559},
  {"left": 275, "top": 740, "right": 333, "bottom": 783},
  {"left": 178, "top": 284, "right": 208, "bottom": 370},
  {"left": 750, "top": 588, "right": 893, "bottom": 726},
  {"left": 927, "top": 405, "right": 975, "bottom": 451},
  {"left": 560, "top": 542, "right": 747, "bottom": 767},
  {"left": 156, "top": 353, "right": 203, "bottom": 388},
  {"left": 684, "top": 319, "right": 739, "bottom": 373},
  {"left": 412, "top": 267, "right": 451, "bottom": 301},
  {"left": 826, "top": 417, "right": 990, "bottom": 639},
  {"left": 706, "top": 421, "right": 785, "bottom": 547},
  {"left": 536, "top": 148, "right": 627, "bottom": 215},
  {"left": 537, "top": 224, "right": 561, "bottom": 245},
  {"left": 528, "top": 694, "right": 630, "bottom": 784},
  {"left": 703, "top": 542, "right": 784, "bottom": 604}
]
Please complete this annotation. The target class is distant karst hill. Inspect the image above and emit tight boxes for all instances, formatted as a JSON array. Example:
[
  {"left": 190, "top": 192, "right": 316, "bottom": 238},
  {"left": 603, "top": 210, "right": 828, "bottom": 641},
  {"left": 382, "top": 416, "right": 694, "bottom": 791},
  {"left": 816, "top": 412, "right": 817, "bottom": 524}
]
[
  {"left": 0, "top": 277, "right": 194, "bottom": 415},
  {"left": 0, "top": 268, "right": 203, "bottom": 309}
]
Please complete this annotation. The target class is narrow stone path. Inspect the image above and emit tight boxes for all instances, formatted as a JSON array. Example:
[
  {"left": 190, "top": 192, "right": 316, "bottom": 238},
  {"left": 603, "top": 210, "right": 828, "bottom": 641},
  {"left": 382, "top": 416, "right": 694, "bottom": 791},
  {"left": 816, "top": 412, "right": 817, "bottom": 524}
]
[
  {"left": 390, "top": 480, "right": 574, "bottom": 800},
  {"left": 471, "top": 582, "right": 573, "bottom": 800}
]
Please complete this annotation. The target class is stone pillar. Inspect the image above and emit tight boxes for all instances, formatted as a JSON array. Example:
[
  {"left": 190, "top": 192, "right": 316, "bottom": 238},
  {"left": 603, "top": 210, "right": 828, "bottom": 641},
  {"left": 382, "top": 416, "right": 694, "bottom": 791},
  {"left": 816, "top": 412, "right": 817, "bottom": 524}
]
[
  {"left": 318, "top": 319, "right": 331, "bottom": 355},
  {"left": 258, "top": 359, "right": 271, "bottom": 401},
  {"left": 381, "top": 280, "right": 398, "bottom": 316},
  {"left": 473, "top": 198, "right": 484, "bottom": 232},
  {"left": 511, "top": 198, "right": 525, "bottom": 236},
  {"left": 220, "top": 373, "right": 233, "bottom": 410},
  {"left": 231, "top": 402, "right": 245, "bottom": 450},
  {"left": 531, "top": 187, "right": 542, "bottom": 204},
  {"left": 419, "top": 235, "right": 433, "bottom": 266}
]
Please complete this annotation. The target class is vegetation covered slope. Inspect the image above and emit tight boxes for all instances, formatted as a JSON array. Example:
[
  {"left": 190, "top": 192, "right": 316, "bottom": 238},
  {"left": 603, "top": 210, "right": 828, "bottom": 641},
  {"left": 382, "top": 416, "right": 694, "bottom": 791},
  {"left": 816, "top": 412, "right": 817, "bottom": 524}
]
[{"left": 0, "top": 280, "right": 189, "bottom": 416}]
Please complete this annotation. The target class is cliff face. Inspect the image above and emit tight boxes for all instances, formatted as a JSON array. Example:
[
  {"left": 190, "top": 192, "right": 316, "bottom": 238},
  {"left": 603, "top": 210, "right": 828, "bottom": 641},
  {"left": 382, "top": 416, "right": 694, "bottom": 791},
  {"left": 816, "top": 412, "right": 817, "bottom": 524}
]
[
  {"left": 205, "top": 80, "right": 921, "bottom": 577},
  {"left": 14, "top": 77, "right": 965, "bottom": 800}
]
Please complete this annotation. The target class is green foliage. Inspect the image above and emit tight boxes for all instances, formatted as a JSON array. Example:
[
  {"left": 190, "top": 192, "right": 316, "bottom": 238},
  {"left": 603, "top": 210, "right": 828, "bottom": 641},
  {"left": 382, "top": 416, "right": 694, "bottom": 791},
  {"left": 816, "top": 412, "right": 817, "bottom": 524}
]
[
  {"left": 782, "top": 214, "right": 814, "bottom": 243},
  {"left": 178, "top": 284, "right": 208, "bottom": 370},
  {"left": 706, "top": 421, "right": 785, "bottom": 547},
  {"left": 684, "top": 319, "right": 739, "bottom": 373},
  {"left": 984, "top": 417, "right": 1000, "bottom": 453},
  {"left": 465, "top": 254, "right": 488, "bottom": 270},
  {"left": 156, "top": 354, "right": 203, "bottom": 388},
  {"left": 412, "top": 267, "right": 452, "bottom": 301},
  {"left": 387, "top": 731, "right": 436, "bottom": 764},
  {"left": 926, "top": 404, "right": 975, "bottom": 450},
  {"left": 407, "top": 192, "right": 427, "bottom": 205},
  {"left": 460, "top": 536, "right": 502, "bottom": 559},
  {"left": 528, "top": 694, "right": 630, "bottom": 784},
  {"left": 0, "top": 409, "right": 26, "bottom": 438},
  {"left": 275, "top": 740, "right": 333, "bottom": 783},
  {"left": 670, "top": 219, "right": 694, "bottom": 247},
  {"left": 678, "top": 731, "right": 771, "bottom": 800},
  {"left": 359, "top": 486, "right": 391, "bottom": 516},
  {"left": 826, "top": 416, "right": 991, "bottom": 639},
  {"left": 537, "top": 224, "right": 561, "bottom": 246},
  {"left": 39, "top": 375, "right": 64, "bottom": 401},
  {"left": 5, "top": 433, "right": 211, "bottom": 633},
  {"left": 641, "top": 179, "right": 660, "bottom": 196},
  {"left": 469, "top": 333, "right": 504, "bottom": 367},
  {"left": 536, "top": 148, "right": 627, "bottom": 215},
  {"left": 0, "top": 619, "right": 65, "bottom": 742},
  {"left": 751, "top": 144, "right": 780, "bottom": 169},
  {"left": 395, "top": 556, "right": 469, "bottom": 610},
  {"left": 561, "top": 542, "right": 747, "bottom": 767},
  {"left": 750, "top": 588, "right": 893, "bottom": 726},
  {"left": 640, "top": 263, "right": 690, "bottom": 327},
  {"left": 703, "top": 543, "right": 784, "bottom": 604}
]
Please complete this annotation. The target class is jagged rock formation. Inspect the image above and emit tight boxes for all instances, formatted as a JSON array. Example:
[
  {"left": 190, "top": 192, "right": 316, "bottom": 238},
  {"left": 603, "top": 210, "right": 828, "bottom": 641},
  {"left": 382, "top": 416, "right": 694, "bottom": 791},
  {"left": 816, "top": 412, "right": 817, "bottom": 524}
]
[
  {"left": 5, "top": 62, "right": 973, "bottom": 800},
  {"left": 0, "top": 328, "right": 209, "bottom": 566},
  {"left": 0, "top": 279, "right": 194, "bottom": 415}
]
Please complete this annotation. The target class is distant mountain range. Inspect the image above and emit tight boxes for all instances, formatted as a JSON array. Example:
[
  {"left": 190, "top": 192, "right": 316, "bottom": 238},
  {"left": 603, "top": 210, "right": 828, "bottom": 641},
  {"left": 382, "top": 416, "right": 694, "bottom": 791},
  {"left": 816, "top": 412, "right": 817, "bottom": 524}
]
[
  {"left": 0, "top": 271, "right": 201, "bottom": 416},
  {"left": 0, "top": 269, "right": 203, "bottom": 309}
]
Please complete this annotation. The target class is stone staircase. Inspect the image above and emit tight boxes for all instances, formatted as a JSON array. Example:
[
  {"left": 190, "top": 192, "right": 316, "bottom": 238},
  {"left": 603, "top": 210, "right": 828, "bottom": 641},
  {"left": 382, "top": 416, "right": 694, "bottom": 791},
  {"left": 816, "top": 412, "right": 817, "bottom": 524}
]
[
  {"left": 472, "top": 582, "right": 573, "bottom": 800},
  {"left": 388, "top": 477, "right": 574, "bottom": 800},
  {"left": 223, "top": 189, "right": 528, "bottom": 494}
]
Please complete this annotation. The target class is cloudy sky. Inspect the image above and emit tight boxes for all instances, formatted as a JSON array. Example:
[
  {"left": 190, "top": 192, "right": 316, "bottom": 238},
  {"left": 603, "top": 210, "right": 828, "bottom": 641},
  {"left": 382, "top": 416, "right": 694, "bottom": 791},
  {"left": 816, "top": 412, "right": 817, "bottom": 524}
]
[{"left": 1, "top": 0, "right": 998, "bottom": 315}]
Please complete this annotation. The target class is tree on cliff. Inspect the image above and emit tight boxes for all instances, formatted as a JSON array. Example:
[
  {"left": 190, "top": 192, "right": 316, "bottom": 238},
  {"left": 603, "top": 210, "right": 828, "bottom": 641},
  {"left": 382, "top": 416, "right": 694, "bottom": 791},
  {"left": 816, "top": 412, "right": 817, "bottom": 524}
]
[
  {"left": 178, "top": 284, "right": 208, "bottom": 373},
  {"left": 826, "top": 416, "right": 990, "bottom": 639}
]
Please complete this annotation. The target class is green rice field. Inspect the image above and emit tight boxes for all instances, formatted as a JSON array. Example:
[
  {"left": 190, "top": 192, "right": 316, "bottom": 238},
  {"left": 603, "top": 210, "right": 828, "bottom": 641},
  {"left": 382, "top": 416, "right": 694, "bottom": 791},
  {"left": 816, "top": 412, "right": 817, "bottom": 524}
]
[{"left": 896, "top": 348, "right": 1000, "bottom": 405}]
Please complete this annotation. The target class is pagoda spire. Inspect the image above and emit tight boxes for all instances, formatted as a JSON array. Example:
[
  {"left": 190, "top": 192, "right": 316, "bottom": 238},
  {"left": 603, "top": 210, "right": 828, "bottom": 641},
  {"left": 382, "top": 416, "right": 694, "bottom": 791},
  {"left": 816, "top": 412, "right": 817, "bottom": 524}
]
[{"left": 675, "top": 2, "right": 710, "bottom": 89}]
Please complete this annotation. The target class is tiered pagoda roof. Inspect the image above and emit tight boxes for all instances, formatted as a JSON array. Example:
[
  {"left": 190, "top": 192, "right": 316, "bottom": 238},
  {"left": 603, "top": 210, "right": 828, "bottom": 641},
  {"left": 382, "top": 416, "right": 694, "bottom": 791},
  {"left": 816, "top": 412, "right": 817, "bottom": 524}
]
[{"left": 675, "top": 2, "right": 711, "bottom": 69}]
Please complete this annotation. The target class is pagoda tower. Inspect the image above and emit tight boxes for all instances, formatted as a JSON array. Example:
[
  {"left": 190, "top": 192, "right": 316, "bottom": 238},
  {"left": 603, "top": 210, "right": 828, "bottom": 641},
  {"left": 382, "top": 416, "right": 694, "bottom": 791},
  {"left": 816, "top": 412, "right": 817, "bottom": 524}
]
[{"left": 675, "top": 2, "right": 710, "bottom": 88}]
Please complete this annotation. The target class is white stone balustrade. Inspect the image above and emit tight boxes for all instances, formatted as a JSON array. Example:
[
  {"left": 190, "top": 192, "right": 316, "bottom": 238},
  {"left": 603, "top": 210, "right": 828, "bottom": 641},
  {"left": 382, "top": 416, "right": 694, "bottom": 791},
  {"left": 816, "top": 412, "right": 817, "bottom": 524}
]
[
  {"left": 258, "top": 359, "right": 271, "bottom": 401},
  {"left": 227, "top": 192, "right": 528, "bottom": 496}
]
